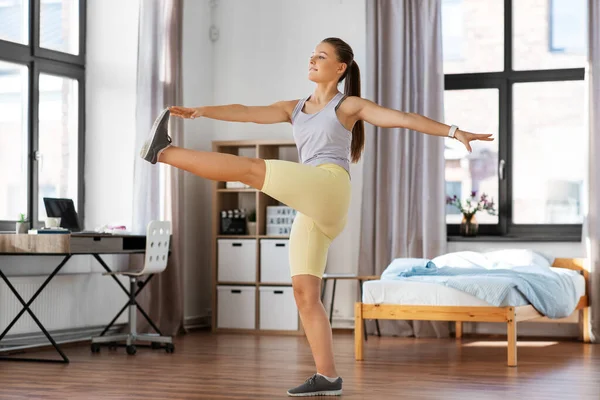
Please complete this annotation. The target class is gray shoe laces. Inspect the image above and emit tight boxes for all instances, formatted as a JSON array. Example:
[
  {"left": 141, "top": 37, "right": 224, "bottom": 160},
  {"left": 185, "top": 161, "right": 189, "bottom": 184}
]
[{"left": 305, "top": 375, "right": 318, "bottom": 386}]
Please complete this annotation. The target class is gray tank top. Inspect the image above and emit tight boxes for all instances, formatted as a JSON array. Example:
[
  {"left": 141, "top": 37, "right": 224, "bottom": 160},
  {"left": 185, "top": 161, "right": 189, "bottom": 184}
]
[{"left": 291, "top": 92, "right": 351, "bottom": 174}]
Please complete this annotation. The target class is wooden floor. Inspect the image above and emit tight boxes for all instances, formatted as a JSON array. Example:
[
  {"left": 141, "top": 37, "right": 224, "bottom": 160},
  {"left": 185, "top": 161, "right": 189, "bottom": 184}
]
[{"left": 0, "top": 331, "right": 598, "bottom": 399}]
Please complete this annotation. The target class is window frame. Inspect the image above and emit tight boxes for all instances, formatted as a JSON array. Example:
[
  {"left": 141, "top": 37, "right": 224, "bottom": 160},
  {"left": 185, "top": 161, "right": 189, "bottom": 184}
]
[
  {"left": 445, "top": 0, "right": 584, "bottom": 241},
  {"left": 0, "top": 0, "right": 86, "bottom": 232}
]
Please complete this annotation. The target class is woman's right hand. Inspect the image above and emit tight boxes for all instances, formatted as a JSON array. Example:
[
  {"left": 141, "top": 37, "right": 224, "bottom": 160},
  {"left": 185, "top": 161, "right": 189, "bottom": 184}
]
[{"left": 169, "top": 106, "right": 203, "bottom": 119}]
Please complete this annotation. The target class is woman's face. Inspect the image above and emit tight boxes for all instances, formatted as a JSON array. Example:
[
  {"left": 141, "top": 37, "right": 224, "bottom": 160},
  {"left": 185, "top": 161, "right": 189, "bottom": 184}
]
[{"left": 308, "top": 42, "right": 347, "bottom": 84}]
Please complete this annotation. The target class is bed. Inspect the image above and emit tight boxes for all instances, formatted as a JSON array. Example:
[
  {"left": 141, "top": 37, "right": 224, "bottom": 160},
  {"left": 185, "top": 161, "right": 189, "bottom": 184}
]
[{"left": 354, "top": 257, "right": 590, "bottom": 366}]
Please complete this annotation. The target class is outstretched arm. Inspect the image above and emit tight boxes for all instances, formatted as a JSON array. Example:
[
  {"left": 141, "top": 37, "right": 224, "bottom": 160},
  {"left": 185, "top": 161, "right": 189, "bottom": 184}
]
[
  {"left": 345, "top": 97, "right": 493, "bottom": 152},
  {"left": 169, "top": 100, "right": 298, "bottom": 124}
]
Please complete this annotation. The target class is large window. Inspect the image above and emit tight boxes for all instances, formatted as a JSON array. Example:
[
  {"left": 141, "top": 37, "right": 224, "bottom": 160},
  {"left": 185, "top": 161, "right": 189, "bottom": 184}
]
[
  {"left": 442, "top": 0, "right": 586, "bottom": 240},
  {"left": 0, "top": 0, "right": 85, "bottom": 231}
]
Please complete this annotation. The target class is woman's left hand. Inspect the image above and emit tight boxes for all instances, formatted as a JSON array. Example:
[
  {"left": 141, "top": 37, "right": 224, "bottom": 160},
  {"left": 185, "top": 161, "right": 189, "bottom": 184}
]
[{"left": 455, "top": 130, "right": 494, "bottom": 153}]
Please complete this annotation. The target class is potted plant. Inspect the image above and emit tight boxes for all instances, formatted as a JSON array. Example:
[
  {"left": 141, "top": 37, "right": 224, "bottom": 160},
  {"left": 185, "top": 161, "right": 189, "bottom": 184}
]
[
  {"left": 16, "top": 213, "right": 28, "bottom": 234},
  {"left": 247, "top": 209, "right": 257, "bottom": 236},
  {"left": 446, "top": 191, "right": 497, "bottom": 237}
]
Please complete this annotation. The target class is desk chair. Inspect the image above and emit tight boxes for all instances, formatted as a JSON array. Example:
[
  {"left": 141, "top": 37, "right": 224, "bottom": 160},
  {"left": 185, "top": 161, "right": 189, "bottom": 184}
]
[{"left": 91, "top": 221, "right": 174, "bottom": 355}]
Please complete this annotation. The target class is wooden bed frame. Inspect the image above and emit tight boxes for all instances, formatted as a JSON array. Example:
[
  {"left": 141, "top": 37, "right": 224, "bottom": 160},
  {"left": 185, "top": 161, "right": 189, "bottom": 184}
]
[{"left": 354, "top": 258, "right": 590, "bottom": 366}]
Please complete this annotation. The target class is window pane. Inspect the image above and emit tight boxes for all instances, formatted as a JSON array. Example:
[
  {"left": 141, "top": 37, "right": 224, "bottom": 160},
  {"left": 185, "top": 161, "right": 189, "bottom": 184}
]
[
  {"left": 442, "top": 0, "right": 504, "bottom": 74},
  {"left": 444, "top": 89, "right": 499, "bottom": 225},
  {"left": 40, "top": 0, "right": 79, "bottom": 55},
  {"left": 513, "top": 0, "right": 587, "bottom": 70},
  {"left": 512, "top": 81, "right": 585, "bottom": 224},
  {"left": 38, "top": 74, "right": 79, "bottom": 221},
  {"left": 0, "top": 0, "right": 29, "bottom": 44},
  {"left": 0, "top": 61, "right": 28, "bottom": 222}
]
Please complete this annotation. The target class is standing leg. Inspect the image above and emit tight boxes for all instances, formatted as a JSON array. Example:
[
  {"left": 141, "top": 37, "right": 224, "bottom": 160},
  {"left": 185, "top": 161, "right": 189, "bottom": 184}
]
[
  {"left": 289, "top": 214, "right": 337, "bottom": 377},
  {"left": 293, "top": 274, "right": 338, "bottom": 378},
  {"left": 286, "top": 212, "right": 345, "bottom": 396}
]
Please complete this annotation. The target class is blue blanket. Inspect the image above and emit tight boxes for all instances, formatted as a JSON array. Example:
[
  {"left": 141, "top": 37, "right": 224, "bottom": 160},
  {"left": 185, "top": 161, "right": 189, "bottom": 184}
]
[{"left": 393, "top": 261, "right": 579, "bottom": 319}]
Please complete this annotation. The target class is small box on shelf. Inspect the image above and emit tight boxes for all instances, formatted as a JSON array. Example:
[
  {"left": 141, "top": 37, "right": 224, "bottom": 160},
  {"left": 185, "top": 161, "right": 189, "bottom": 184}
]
[
  {"left": 220, "top": 209, "right": 249, "bottom": 235},
  {"left": 225, "top": 181, "right": 251, "bottom": 189}
]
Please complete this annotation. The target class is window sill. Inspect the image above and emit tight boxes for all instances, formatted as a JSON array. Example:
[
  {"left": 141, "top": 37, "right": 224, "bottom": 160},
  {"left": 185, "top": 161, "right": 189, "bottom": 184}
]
[{"left": 447, "top": 235, "right": 582, "bottom": 243}]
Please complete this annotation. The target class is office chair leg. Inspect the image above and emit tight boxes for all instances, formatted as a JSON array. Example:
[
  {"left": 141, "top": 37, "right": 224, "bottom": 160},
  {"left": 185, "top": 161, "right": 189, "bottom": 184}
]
[
  {"left": 91, "top": 277, "right": 174, "bottom": 355},
  {"left": 97, "top": 275, "right": 154, "bottom": 336}
]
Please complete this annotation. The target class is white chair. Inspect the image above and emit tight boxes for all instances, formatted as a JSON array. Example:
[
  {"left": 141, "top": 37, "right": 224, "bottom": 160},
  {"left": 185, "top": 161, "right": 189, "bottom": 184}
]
[{"left": 91, "top": 220, "right": 174, "bottom": 355}]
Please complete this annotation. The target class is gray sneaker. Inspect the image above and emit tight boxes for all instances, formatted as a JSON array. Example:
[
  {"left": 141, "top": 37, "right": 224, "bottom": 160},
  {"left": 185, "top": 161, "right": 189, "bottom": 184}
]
[
  {"left": 287, "top": 374, "right": 343, "bottom": 397},
  {"left": 140, "top": 108, "right": 172, "bottom": 164}
]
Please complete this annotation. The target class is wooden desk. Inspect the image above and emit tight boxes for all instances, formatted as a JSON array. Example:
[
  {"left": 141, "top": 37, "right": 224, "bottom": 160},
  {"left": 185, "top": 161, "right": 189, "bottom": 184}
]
[
  {"left": 0, "top": 233, "right": 146, "bottom": 255},
  {"left": 0, "top": 233, "right": 146, "bottom": 363},
  {"left": 321, "top": 273, "right": 381, "bottom": 339}
]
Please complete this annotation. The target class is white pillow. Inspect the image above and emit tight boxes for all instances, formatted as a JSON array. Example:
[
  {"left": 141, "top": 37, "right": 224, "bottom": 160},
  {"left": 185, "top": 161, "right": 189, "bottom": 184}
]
[
  {"left": 483, "top": 249, "right": 553, "bottom": 269},
  {"left": 431, "top": 251, "right": 490, "bottom": 269}
]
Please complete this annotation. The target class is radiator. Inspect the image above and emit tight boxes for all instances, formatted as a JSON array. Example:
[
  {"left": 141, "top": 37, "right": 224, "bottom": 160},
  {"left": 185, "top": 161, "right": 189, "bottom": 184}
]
[{"left": 0, "top": 274, "right": 129, "bottom": 336}]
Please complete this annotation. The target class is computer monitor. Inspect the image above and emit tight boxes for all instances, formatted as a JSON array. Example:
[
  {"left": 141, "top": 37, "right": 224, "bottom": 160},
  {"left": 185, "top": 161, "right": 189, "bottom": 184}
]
[{"left": 43, "top": 198, "right": 82, "bottom": 232}]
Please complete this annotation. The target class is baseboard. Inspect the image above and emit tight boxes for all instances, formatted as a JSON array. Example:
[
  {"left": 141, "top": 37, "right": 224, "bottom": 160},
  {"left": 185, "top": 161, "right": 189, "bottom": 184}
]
[
  {"left": 184, "top": 315, "right": 211, "bottom": 330},
  {"left": 332, "top": 317, "right": 355, "bottom": 330},
  {"left": 0, "top": 325, "right": 125, "bottom": 353}
]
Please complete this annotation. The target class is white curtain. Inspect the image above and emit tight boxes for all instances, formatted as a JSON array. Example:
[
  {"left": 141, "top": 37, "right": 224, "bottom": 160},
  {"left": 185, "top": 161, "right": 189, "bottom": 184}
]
[
  {"left": 359, "top": 0, "right": 448, "bottom": 338},
  {"left": 584, "top": 0, "right": 600, "bottom": 343},
  {"left": 132, "top": 0, "right": 184, "bottom": 336}
]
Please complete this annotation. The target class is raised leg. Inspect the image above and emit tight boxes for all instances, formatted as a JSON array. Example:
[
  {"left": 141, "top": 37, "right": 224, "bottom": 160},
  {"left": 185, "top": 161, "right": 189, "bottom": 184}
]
[{"left": 159, "top": 147, "right": 266, "bottom": 190}]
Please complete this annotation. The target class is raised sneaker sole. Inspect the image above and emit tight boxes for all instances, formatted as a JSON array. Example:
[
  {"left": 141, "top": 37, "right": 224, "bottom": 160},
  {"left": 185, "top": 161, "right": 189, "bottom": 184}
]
[{"left": 140, "top": 108, "right": 170, "bottom": 164}]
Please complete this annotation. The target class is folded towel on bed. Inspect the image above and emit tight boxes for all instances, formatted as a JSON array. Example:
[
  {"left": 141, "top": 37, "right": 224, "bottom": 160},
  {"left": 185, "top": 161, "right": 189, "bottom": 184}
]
[
  {"left": 380, "top": 258, "right": 431, "bottom": 280},
  {"left": 394, "top": 263, "right": 578, "bottom": 319}
]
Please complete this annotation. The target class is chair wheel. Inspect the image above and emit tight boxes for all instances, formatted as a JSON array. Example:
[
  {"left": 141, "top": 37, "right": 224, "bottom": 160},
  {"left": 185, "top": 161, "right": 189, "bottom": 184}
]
[
  {"left": 165, "top": 343, "right": 175, "bottom": 353},
  {"left": 126, "top": 345, "right": 137, "bottom": 355},
  {"left": 151, "top": 342, "right": 162, "bottom": 350},
  {"left": 91, "top": 343, "right": 101, "bottom": 353}
]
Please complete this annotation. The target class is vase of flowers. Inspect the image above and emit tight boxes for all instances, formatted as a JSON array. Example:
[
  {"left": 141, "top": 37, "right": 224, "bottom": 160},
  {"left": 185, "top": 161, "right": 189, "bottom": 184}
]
[{"left": 446, "top": 191, "right": 497, "bottom": 237}]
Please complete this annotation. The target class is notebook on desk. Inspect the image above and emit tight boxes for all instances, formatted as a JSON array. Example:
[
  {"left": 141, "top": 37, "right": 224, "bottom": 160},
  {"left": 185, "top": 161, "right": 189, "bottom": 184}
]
[{"left": 43, "top": 197, "right": 85, "bottom": 233}]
